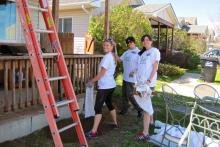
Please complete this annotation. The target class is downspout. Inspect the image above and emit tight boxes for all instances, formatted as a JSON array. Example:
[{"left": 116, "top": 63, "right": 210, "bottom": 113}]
[{"left": 81, "top": 4, "right": 93, "bottom": 53}]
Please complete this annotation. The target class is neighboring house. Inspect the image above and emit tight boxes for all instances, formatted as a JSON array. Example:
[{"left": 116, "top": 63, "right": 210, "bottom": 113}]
[
  {"left": 49, "top": 0, "right": 145, "bottom": 54},
  {"left": 208, "top": 29, "right": 215, "bottom": 42},
  {"left": 178, "top": 17, "right": 210, "bottom": 40},
  {"left": 0, "top": 0, "right": 41, "bottom": 45},
  {"left": 178, "top": 17, "right": 198, "bottom": 26},
  {"left": 187, "top": 25, "right": 209, "bottom": 39}
]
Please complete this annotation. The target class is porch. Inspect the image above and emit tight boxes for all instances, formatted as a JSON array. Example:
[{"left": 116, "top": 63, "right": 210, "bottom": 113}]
[{"left": 0, "top": 54, "right": 102, "bottom": 114}]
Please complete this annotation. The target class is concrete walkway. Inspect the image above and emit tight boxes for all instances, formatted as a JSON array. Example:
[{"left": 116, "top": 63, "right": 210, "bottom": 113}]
[{"left": 166, "top": 73, "right": 220, "bottom": 98}]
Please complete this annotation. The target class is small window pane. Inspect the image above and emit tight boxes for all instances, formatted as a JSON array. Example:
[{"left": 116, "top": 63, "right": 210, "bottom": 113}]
[
  {"left": 63, "top": 18, "right": 72, "bottom": 32},
  {"left": 58, "top": 18, "right": 62, "bottom": 32},
  {"left": 0, "top": 2, "right": 16, "bottom": 40}
]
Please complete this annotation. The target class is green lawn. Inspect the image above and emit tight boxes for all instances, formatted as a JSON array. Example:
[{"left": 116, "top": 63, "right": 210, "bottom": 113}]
[
  {"left": 215, "top": 68, "right": 220, "bottom": 84},
  {"left": 114, "top": 73, "right": 184, "bottom": 95},
  {"left": 186, "top": 65, "right": 202, "bottom": 74}
]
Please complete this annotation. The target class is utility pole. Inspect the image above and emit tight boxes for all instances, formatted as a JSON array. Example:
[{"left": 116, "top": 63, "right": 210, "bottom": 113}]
[
  {"left": 52, "top": 0, "right": 59, "bottom": 30},
  {"left": 104, "top": 0, "right": 110, "bottom": 39}
]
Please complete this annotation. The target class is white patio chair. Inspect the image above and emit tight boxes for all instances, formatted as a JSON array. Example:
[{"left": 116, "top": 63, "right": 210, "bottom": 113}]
[
  {"left": 159, "top": 84, "right": 194, "bottom": 146},
  {"left": 178, "top": 103, "right": 220, "bottom": 147},
  {"left": 194, "top": 84, "right": 220, "bottom": 113}
]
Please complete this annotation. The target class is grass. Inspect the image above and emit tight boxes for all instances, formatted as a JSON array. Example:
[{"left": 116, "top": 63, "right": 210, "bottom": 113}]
[
  {"left": 114, "top": 72, "right": 184, "bottom": 96},
  {"left": 214, "top": 68, "right": 220, "bottom": 84},
  {"left": 186, "top": 65, "right": 202, "bottom": 74}
]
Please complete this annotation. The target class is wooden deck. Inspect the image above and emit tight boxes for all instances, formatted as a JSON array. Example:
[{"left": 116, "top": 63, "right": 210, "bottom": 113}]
[{"left": 0, "top": 54, "right": 102, "bottom": 114}]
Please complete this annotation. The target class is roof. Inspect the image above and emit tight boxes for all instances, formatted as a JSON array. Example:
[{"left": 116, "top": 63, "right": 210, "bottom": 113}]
[
  {"left": 135, "top": 3, "right": 169, "bottom": 13},
  {"left": 187, "top": 25, "right": 208, "bottom": 35},
  {"left": 92, "top": 0, "right": 145, "bottom": 16},
  {"left": 178, "top": 17, "right": 198, "bottom": 25},
  {"left": 134, "top": 3, "right": 179, "bottom": 28},
  {"left": 49, "top": 0, "right": 101, "bottom": 9}
]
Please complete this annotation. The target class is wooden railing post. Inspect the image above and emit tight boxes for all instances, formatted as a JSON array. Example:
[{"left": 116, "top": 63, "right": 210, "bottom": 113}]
[
  {"left": 4, "top": 61, "right": 9, "bottom": 112},
  {"left": 0, "top": 55, "right": 103, "bottom": 114}
]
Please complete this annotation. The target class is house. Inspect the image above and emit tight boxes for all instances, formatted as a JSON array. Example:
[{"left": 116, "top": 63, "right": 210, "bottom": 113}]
[
  {"left": 134, "top": 3, "right": 179, "bottom": 60},
  {"left": 187, "top": 25, "right": 209, "bottom": 39},
  {"left": 0, "top": 0, "right": 42, "bottom": 46},
  {"left": 50, "top": 0, "right": 145, "bottom": 54},
  {"left": 178, "top": 17, "right": 198, "bottom": 26},
  {"left": 178, "top": 17, "right": 209, "bottom": 40}
]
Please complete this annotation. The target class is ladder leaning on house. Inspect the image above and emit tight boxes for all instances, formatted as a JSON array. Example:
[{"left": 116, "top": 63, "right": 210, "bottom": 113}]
[{"left": 15, "top": 0, "right": 88, "bottom": 147}]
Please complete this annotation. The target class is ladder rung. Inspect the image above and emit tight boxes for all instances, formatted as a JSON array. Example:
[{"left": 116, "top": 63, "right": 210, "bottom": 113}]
[
  {"left": 58, "top": 122, "right": 78, "bottom": 133},
  {"left": 29, "top": 6, "right": 48, "bottom": 12},
  {"left": 42, "top": 53, "right": 59, "bottom": 57},
  {"left": 35, "top": 29, "right": 54, "bottom": 34},
  {"left": 55, "top": 99, "right": 74, "bottom": 107},
  {"left": 48, "top": 76, "right": 67, "bottom": 82}
]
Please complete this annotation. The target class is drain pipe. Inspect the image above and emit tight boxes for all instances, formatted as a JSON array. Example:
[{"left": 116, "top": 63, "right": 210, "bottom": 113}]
[{"left": 82, "top": 4, "right": 90, "bottom": 15}]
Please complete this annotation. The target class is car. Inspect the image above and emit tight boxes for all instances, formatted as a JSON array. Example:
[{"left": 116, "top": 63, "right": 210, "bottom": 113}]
[{"left": 203, "top": 49, "right": 220, "bottom": 57}]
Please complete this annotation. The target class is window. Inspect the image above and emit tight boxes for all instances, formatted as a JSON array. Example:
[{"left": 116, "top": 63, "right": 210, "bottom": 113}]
[
  {"left": 0, "top": 1, "right": 16, "bottom": 41},
  {"left": 59, "top": 18, "right": 72, "bottom": 33}
]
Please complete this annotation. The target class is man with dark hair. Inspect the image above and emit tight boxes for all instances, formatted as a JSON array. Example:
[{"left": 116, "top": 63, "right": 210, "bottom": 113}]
[{"left": 116, "top": 36, "right": 142, "bottom": 118}]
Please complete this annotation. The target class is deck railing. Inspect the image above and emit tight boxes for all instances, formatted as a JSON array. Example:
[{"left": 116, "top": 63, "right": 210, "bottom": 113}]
[{"left": 0, "top": 54, "right": 103, "bottom": 113}]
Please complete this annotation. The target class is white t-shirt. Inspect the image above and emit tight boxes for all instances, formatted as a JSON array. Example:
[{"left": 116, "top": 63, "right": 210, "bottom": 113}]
[
  {"left": 120, "top": 47, "right": 140, "bottom": 83},
  {"left": 136, "top": 47, "right": 161, "bottom": 87},
  {"left": 98, "top": 52, "right": 116, "bottom": 89}
]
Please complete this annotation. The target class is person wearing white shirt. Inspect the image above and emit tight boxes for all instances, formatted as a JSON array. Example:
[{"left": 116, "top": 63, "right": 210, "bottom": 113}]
[
  {"left": 85, "top": 38, "right": 118, "bottom": 138},
  {"left": 135, "top": 34, "right": 161, "bottom": 141},
  {"left": 116, "top": 37, "right": 142, "bottom": 118}
]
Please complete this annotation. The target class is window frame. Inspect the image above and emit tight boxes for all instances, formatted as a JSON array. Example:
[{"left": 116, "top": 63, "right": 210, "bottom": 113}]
[
  {"left": 59, "top": 17, "right": 73, "bottom": 33},
  {"left": 0, "top": 1, "right": 18, "bottom": 43}
]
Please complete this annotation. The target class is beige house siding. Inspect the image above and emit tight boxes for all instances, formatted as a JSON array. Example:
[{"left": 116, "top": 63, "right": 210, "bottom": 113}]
[{"left": 59, "top": 9, "right": 91, "bottom": 54}]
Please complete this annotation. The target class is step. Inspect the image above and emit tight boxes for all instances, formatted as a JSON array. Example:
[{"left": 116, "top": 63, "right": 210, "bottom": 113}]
[
  {"left": 29, "top": 6, "right": 48, "bottom": 12},
  {"left": 48, "top": 76, "right": 67, "bottom": 82},
  {"left": 35, "top": 29, "right": 54, "bottom": 34},
  {"left": 42, "top": 53, "right": 59, "bottom": 57},
  {"left": 55, "top": 99, "right": 75, "bottom": 107},
  {"left": 58, "top": 122, "right": 78, "bottom": 133}
]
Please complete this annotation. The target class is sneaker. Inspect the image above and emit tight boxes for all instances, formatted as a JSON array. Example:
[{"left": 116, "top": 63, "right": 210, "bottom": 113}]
[
  {"left": 85, "top": 131, "right": 97, "bottom": 138},
  {"left": 136, "top": 132, "right": 150, "bottom": 141}
]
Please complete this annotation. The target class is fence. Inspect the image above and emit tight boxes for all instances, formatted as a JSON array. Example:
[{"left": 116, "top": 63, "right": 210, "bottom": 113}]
[{"left": 0, "top": 54, "right": 103, "bottom": 113}]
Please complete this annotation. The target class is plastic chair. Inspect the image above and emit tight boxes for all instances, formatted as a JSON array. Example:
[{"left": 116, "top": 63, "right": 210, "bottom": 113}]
[
  {"left": 194, "top": 84, "right": 220, "bottom": 113},
  {"left": 178, "top": 103, "right": 220, "bottom": 147}
]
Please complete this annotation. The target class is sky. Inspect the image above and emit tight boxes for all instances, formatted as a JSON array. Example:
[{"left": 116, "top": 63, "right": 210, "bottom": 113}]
[{"left": 144, "top": 0, "right": 220, "bottom": 29}]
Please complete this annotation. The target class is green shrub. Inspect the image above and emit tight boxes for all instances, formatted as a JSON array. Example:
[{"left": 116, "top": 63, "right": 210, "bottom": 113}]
[
  {"left": 158, "top": 64, "right": 185, "bottom": 77},
  {"left": 185, "top": 51, "right": 200, "bottom": 69}
]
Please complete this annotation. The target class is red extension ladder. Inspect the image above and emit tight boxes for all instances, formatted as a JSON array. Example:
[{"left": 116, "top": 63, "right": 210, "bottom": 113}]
[{"left": 15, "top": 0, "right": 88, "bottom": 146}]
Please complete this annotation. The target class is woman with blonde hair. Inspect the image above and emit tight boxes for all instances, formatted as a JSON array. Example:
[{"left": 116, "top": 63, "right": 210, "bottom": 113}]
[{"left": 85, "top": 38, "right": 118, "bottom": 138}]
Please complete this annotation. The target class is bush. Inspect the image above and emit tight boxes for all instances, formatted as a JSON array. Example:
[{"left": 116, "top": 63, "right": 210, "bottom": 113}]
[
  {"left": 158, "top": 64, "right": 185, "bottom": 77},
  {"left": 167, "top": 50, "right": 200, "bottom": 70},
  {"left": 88, "top": 4, "right": 153, "bottom": 55},
  {"left": 166, "top": 29, "right": 206, "bottom": 70}
]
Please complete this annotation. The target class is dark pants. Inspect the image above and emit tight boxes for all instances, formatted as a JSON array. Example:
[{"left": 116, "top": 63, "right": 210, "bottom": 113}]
[
  {"left": 94, "top": 88, "right": 115, "bottom": 114},
  {"left": 121, "top": 80, "right": 142, "bottom": 113}
]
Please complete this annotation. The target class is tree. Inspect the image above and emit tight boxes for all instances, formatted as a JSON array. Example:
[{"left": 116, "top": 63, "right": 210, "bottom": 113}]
[{"left": 88, "top": 4, "right": 153, "bottom": 55}]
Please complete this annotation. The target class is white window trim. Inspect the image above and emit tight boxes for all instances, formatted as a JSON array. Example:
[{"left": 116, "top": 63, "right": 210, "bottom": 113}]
[
  {"left": 0, "top": 1, "right": 25, "bottom": 44},
  {"left": 59, "top": 17, "right": 73, "bottom": 33}
]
